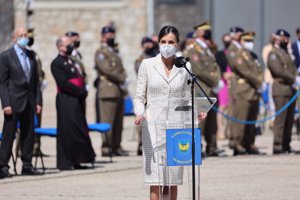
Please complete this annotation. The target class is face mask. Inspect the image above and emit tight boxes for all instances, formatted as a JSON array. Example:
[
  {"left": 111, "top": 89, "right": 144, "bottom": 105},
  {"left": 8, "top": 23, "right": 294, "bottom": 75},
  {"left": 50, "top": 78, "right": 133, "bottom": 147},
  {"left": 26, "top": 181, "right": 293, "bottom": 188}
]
[
  {"left": 203, "top": 30, "right": 212, "bottom": 40},
  {"left": 17, "top": 37, "right": 29, "bottom": 48},
  {"left": 144, "top": 47, "right": 155, "bottom": 56},
  {"left": 66, "top": 45, "right": 74, "bottom": 55},
  {"left": 243, "top": 41, "right": 254, "bottom": 51},
  {"left": 159, "top": 44, "right": 177, "bottom": 59},
  {"left": 279, "top": 41, "right": 288, "bottom": 50},
  {"left": 27, "top": 37, "right": 34, "bottom": 47},
  {"left": 74, "top": 41, "right": 80, "bottom": 48},
  {"left": 224, "top": 41, "right": 231, "bottom": 49},
  {"left": 107, "top": 38, "right": 115, "bottom": 47}
]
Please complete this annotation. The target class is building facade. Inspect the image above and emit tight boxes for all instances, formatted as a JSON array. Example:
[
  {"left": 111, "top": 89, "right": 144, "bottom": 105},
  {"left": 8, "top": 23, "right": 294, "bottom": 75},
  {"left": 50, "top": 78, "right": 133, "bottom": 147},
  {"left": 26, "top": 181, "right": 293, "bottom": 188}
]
[{"left": 0, "top": 0, "right": 14, "bottom": 53}]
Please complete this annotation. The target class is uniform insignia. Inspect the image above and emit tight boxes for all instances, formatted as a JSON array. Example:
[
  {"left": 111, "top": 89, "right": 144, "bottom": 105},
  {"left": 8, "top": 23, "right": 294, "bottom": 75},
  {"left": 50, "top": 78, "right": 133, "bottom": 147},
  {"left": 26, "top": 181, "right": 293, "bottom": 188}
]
[
  {"left": 68, "top": 59, "right": 72, "bottom": 64},
  {"left": 64, "top": 62, "right": 67, "bottom": 65},
  {"left": 270, "top": 53, "right": 277, "bottom": 60},
  {"left": 192, "top": 54, "right": 199, "bottom": 61},
  {"left": 71, "top": 67, "right": 75, "bottom": 72},
  {"left": 98, "top": 53, "right": 105, "bottom": 60}
]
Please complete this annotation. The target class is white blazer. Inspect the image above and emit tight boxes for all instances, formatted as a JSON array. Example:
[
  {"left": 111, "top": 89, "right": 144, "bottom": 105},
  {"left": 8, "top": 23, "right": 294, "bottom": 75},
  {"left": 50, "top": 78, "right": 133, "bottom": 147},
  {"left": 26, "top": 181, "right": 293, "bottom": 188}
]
[
  {"left": 134, "top": 54, "right": 192, "bottom": 185},
  {"left": 134, "top": 54, "right": 191, "bottom": 122}
]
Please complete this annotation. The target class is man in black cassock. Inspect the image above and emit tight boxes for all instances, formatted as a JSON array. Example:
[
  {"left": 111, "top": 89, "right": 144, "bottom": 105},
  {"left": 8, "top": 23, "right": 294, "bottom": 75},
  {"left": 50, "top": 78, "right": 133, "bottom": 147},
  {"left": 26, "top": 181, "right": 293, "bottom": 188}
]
[{"left": 51, "top": 36, "right": 95, "bottom": 170}]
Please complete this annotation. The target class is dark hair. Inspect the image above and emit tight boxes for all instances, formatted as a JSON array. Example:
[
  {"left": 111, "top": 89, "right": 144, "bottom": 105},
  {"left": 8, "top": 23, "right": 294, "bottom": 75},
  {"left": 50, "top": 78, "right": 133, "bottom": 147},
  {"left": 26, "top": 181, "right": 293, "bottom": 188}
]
[
  {"left": 158, "top": 25, "right": 180, "bottom": 43},
  {"left": 296, "top": 27, "right": 300, "bottom": 35}
]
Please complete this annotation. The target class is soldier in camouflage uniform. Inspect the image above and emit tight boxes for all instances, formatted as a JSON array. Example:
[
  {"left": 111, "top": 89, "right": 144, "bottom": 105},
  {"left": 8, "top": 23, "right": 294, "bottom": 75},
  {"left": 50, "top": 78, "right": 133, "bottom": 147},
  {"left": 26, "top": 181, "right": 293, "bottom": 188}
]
[
  {"left": 95, "top": 26, "right": 128, "bottom": 156},
  {"left": 184, "top": 22, "right": 223, "bottom": 156},
  {"left": 227, "top": 28, "right": 267, "bottom": 155},
  {"left": 226, "top": 27, "right": 245, "bottom": 155},
  {"left": 267, "top": 29, "right": 299, "bottom": 154}
]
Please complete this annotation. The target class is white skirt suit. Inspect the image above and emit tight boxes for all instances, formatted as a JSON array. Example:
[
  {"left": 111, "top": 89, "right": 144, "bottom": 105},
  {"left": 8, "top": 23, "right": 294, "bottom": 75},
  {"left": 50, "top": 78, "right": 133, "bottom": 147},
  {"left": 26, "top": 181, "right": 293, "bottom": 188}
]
[{"left": 134, "top": 54, "right": 191, "bottom": 185}]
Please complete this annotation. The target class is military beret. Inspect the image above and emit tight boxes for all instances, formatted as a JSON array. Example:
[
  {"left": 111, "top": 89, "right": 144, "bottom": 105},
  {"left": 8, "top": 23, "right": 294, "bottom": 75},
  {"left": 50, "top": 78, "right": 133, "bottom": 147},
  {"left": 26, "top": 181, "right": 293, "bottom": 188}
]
[
  {"left": 27, "top": 28, "right": 35, "bottom": 37},
  {"left": 194, "top": 21, "right": 211, "bottom": 31},
  {"left": 186, "top": 31, "right": 194, "bottom": 39},
  {"left": 241, "top": 31, "right": 256, "bottom": 41},
  {"left": 65, "top": 31, "right": 79, "bottom": 37},
  {"left": 275, "top": 29, "right": 290, "bottom": 38},
  {"left": 101, "top": 26, "right": 115, "bottom": 34},
  {"left": 141, "top": 37, "right": 153, "bottom": 45},
  {"left": 229, "top": 26, "right": 244, "bottom": 33}
]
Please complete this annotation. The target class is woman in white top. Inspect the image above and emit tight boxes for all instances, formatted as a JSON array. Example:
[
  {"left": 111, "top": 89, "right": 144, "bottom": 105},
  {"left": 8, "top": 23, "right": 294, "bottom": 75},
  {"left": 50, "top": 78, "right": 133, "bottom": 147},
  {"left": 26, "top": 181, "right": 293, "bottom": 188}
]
[{"left": 134, "top": 25, "right": 207, "bottom": 200}]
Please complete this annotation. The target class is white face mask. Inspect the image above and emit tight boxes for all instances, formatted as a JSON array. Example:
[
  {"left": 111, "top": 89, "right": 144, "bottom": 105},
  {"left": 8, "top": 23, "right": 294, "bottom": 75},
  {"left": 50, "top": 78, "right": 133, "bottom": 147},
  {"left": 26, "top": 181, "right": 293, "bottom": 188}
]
[
  {"left": 159, "top": 44, "right": 177, "bottom": 58},
  {"left": 243, "top": 41, "right": 254, "bottom": 51}
]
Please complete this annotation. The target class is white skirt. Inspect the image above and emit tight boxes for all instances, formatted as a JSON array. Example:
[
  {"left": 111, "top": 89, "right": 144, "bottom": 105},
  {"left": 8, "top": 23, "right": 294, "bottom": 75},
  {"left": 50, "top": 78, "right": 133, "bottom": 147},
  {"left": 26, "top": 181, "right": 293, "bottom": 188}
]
[{"left": 142, "top": 123, "right": 184, "bottom": 185}]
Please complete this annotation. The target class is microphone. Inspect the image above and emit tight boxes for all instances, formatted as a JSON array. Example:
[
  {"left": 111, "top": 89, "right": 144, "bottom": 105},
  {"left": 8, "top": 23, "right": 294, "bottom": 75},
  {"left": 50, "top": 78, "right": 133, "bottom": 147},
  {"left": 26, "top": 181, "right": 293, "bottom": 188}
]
[{"left": 174, "top": 56, "right": 190, "bottom": 68}]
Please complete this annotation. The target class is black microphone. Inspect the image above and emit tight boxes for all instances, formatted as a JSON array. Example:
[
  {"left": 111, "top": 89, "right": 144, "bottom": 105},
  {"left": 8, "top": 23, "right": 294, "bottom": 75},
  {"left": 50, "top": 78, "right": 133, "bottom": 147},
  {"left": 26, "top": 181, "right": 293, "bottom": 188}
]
[{"left": 174, "top": 56, "right": 190, "bottom": 68}]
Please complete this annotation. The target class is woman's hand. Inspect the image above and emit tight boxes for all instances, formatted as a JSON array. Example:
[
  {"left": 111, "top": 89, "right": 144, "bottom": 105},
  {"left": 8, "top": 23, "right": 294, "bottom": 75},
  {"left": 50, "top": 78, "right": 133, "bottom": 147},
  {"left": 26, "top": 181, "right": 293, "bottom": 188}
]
[
  {"left": 135, "top": 115, "right": 145, "bottom": 126},
  {"left": 198, "top": 112, "right": 207, "bottom": 122}
]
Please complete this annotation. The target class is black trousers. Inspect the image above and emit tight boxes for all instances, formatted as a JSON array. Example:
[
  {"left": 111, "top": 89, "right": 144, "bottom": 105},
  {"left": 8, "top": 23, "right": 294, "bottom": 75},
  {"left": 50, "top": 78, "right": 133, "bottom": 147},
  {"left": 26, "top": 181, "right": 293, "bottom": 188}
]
[{"left": 0, "top": 103, "right": 35, "bottom": 169}]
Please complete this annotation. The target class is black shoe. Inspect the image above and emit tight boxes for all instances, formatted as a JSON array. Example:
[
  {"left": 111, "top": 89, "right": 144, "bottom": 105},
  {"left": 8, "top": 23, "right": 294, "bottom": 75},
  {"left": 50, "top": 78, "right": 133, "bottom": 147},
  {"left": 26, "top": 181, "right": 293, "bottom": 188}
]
[
  {"left": 206, "top": 150, "right": 219, "bottom": 157},
  {"left": 112, "top": 149, "right": 129, "bottom": 156},
  {"left": 273, "top": 149, "right": 287, "bottom": 155},
  {"left": 21, "top": 167, "right": 42, "bottom": 176},
  {"left": 0, "top": 168, "right": 13, "bottom": 179},
  {"left": 137, "top": 146, "right": 143, "bottom": 156},
  {"left": 283, "top": 147, "right": 300, "bottom": 154},
  {"left": 233, "top": 146, "right": 247, "bottom": 156},
  {"left": 74, "top": 164, "right": 89, "bottom": 170},
  {"left": 58, "top": 166, "right": 73, "bottom": 171},
  {"left": 206, "top": 149, "right": 225, "bottom": 157},
  {"left": 246, "top": 146, "right": 262, "bottom": 155},
  {"left": 137, "top": 149, "right": 143, "bottom": 156}
]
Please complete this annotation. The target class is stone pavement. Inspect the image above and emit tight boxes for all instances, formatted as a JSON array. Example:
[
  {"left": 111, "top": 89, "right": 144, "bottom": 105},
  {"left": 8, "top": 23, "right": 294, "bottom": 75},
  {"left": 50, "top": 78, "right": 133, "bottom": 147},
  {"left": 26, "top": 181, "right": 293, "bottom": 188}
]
[{"left": 0, "top": 116, "right": 300, "bottom": 200}]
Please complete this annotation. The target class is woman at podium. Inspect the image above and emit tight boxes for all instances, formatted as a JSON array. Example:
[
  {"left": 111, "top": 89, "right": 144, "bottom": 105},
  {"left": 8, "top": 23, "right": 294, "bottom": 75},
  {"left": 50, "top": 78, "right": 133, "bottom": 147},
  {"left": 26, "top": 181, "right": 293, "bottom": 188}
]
[{"left": 134, "top": 25, "right": 206, "bottom": 200}]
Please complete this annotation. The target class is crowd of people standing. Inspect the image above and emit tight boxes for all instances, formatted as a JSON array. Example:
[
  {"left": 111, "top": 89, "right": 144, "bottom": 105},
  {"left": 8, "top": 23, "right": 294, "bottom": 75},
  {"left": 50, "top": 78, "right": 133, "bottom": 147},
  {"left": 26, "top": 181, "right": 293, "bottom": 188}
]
[{"left": 0, "top": 21, "right": 300, "bottom": 183}]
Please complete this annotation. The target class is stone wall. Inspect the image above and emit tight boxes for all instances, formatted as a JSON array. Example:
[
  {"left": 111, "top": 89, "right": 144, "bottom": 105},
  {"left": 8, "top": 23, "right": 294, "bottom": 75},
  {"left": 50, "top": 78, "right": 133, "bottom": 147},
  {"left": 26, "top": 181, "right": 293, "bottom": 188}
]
[
  {"left": 154, "top": 0, "right": 206, "bottom": 40},
  {"left": 0, "top": 0, "right": 14, "bottom": 52}
]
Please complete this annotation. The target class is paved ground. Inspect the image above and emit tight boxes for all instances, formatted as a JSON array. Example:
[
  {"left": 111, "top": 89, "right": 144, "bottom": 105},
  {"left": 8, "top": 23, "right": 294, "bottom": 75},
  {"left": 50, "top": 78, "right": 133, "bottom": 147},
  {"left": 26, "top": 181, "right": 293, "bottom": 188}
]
[{"left": 0, "top": 116, "right": 300, "bottom": 200}]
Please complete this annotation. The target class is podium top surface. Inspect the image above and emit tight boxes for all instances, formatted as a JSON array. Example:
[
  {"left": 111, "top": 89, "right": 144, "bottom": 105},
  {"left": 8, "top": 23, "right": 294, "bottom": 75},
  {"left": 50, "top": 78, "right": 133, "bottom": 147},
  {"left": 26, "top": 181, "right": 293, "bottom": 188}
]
[{"left": 142, "top": 96, "right": 217, "bottom": 124}]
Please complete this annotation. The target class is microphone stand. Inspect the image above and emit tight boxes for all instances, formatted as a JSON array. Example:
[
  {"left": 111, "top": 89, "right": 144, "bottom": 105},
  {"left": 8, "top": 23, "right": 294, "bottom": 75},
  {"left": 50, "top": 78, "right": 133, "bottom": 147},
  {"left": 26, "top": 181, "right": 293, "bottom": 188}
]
[{"left": 181, "top": 63, "right": 214, "bottom": 200}]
